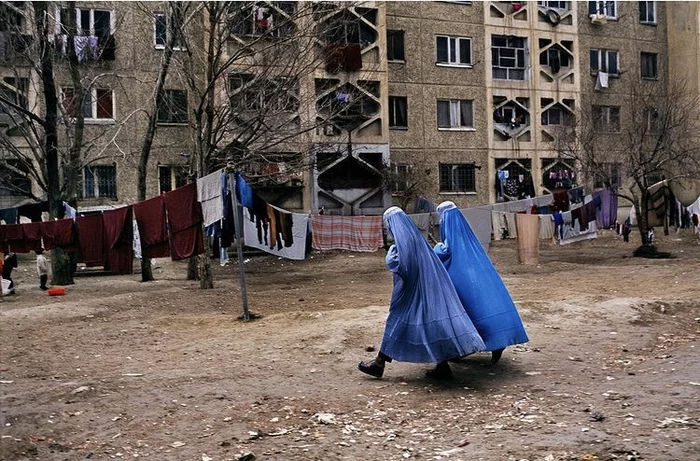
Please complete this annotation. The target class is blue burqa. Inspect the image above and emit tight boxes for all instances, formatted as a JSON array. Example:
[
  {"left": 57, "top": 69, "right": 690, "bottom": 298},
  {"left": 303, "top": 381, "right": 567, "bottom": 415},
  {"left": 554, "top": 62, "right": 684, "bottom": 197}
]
[
  {"left": 434, "top": 201, "right": 529, "bottom": 352},
  {"left": 380, "top": 207, "right": 485, "bottom": 363}
]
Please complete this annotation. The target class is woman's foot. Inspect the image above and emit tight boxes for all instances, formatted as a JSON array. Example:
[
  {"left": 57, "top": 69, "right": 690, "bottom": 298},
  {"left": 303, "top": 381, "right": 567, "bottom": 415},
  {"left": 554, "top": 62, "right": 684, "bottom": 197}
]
[
  {"left": 491, "top": 348, "right": 505, "bottom": 364},
  {"left": 358, "top": 359, "right": 384, "bottom": 378},
  {"left": 425, "top": 361, "right": 452, "bottom": 380}
]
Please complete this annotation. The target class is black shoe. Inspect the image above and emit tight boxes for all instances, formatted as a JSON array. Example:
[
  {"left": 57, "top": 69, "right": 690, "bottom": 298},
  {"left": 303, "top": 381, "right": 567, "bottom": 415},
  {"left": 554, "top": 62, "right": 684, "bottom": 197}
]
[
  {"left": 358, "top": 360, "right": 384, "bottom": 378},
  {"left": 491, "top": 348, "right": 505, "bottom": 364},
  {"left": 425, "top": 362, "right": 452, "bottom": 380}
]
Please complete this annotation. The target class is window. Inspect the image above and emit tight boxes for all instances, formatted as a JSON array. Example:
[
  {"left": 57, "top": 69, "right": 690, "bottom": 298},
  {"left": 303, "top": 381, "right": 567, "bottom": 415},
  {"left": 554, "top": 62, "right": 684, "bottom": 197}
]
[
  {"left": 491, "top": 35, "right": 527, "bottom": 80},
  {"left": 391, "top": 163, "right": 411, "bottom": 193},
  {"left": 82, "top": 165, "right": 117, "bottom": 199},
  {"left": 539, "top": 48, "right": 570, "bottom": 71},
  {"left": 229, "top": 74, "right": 299, "bottom": 112},
  {"left": 538, "top": 1, "right": 568, "bottom": 9},
  {"left": 0, "top": 158, "right": 31, "bottom": 196},
  {"left": 642, "top": 107, "right": 660, "bottom": 132},
  {"left": 389, "top": 96, "right": 408, "bottom": 129},
  {"left": 592, "top": 105, "right": 620, "bottom": 132},
  {"left": 157, "top": 89, "right": 188, "bottom": 124},
  {"left": 159, "top": 165, "right": 189, "bottom": 194},
  {"left": 593, "top": 162, "right": 621, "bottom": 188},
  {"left": 641, "top": 52, "right": 658, "bottom": 79},
  {"left": 387, "top": 30, "right": 405, "bottom": 61},
  {"left": 436, "top": 35, "right": 472, "bottom": 66},
  {"left": 153, "top": 12, "right": 185, "bottom": 50},
  {"left": 63, "top": 88, "right": 114, "bottom": 120},
  {"left": 439, "top": 163, "right": 476, "bottom": 193},
  {"left": 437, "top": 99, "right": 473, "bottom": 129},
  {"left": 541, "top": 106, "right": 566, "bottom": 126},
  {"left": 588, "top": 1, "right": 617, "bottom": 18},
  {"left": 0, "top": 2, "right": 25, "bottom": 33},
  {"left": 0, "top": 77, "right": 28, "bottom": 113},
  {"left": 590, "top": 49, "right": 618, "bottom": 76},
  {"left": 639, "top": 1, "right": 656, "bottom": 24},
  {"left": 56, "top": 8, "right": 113, "bottom": 36}
]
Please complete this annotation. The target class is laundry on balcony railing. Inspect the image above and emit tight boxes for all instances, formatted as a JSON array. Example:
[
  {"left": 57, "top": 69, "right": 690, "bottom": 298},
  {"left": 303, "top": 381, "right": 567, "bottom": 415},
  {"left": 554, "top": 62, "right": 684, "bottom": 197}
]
[{"left": 49, "top": 33, "right": 116, "bottom": 62}]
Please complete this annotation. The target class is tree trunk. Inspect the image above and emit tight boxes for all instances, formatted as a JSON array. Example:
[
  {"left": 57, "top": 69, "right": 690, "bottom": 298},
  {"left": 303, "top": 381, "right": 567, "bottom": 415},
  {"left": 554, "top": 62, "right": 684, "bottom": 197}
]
[
  {"left": 198, "top": 253, "right": 213, "bottom": 289},
  {"left": 35, "top": 2, "right": 73, "bottom": 286},
  {"left": 137, "top": 4, "right": 179, "bottom": 282},
  {"left": 187, "top": 256, "right": 199, "bottom": 280},
  {"left": 140, "top": 257, "right": 154, "bottom": 282}
]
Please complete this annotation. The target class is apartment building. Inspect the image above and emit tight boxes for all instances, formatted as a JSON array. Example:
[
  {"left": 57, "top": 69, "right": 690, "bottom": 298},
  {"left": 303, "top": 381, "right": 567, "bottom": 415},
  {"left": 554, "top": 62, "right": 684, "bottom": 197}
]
[
  {"left": 387, "top": 0, "right": 675, "bottom": 209},
  {"left": 0, "top": 1, "right": 690, "bottom": 216},
  {"left": 0, "top": 1, "right": 201, "bottom": 211}
]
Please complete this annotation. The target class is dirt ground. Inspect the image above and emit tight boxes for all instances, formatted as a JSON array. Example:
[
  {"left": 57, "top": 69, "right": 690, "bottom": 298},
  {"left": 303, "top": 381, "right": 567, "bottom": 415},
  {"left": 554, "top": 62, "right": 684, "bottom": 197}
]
[{"left": 1, "top": 228, "right": 699, "bottom": 461}]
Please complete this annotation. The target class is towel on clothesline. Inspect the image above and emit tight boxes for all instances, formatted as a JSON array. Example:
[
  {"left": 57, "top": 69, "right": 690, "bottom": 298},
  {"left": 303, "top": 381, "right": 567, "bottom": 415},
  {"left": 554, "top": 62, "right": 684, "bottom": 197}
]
[
  {"left": 311, "top": 215, "right": 383, "bottom": 252},
  {"left": 197, "top": 169, "right": 224, "bottom": 227}
]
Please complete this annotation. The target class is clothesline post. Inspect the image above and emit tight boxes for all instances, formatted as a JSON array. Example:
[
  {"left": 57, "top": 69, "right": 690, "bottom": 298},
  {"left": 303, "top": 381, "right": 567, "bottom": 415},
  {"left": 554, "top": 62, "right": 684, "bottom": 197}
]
[{"left": 230, "top": 173, "right": 251, "bottom": 321}]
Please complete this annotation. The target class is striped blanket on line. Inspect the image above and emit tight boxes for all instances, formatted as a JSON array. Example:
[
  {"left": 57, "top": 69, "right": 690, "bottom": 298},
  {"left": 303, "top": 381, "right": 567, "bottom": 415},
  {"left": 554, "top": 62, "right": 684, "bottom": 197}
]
[{"left": 311, "top": 215, "right": 384, "bottom": 252}]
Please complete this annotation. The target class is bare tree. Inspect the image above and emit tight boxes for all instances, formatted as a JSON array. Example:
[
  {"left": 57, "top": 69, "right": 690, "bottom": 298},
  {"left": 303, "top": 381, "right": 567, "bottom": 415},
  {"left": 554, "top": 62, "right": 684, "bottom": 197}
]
[
  {"left": 554, "top": 80, "right": 700, "bottom": 245},
  {"left": 134, "top": 1, "right": 192, "bottom": 282},
  {"left": 380, "top": 157, "right": 434, "bottom": 211},
  {"left": 171, "top": 1, "right": 378, "bottom": 286}
]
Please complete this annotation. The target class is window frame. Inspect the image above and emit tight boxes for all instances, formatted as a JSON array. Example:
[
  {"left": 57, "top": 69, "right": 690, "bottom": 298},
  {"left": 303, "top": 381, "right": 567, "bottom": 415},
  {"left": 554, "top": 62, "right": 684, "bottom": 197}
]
[
  {"left": 63, "top": 87, "right": 115, "bottom": 122},
  {"left": 436, "top": 35, "right": 472, "bottom": 67},
  {"left": 81, "top": 164, "right": 117, "bottom": 199},
  {"left": 388, "top": 95, "right": 408, "bottom": 130},
  {"left": 491, "top": 35, "right": 528, "bottom": 81},
  {"left": 391, "top": 162, "right": 412, "bottom": 194},
  {"left": 387, "top": 29, "right": 405, "bottom": 62},
  {"left": 593, "top": 162, "right": 621, "bottom": 188},
  {"left": 541, "top": 106, "right": 564, "bottom": 126},
  {"left": 640, "top": 52, "right": 658, "bottom": 80},
  {"left": 157, "top": 89, "right": 189, "bottom": 125},
  {"left": 55, "top": 7, "right": 115, "bottom": 36},
  {"left": 590, "top": 48, "right": 619, "bottom": 76},
  {"left": 436, "top": 99, "right": 474, "bottom": 130},
  {"left": 0, "top": 158, "right": 32, "bottom": 197},
  {"left": 588, "top": 1, "right": 617, "bottom": 19},
  {"left": 153, "top": 12, "right": 186, "bottom": 51},
  {"left": 538, "top": 1, "right": 568, "bottom": 10},
  {"left": 439, "top": 163, "right": 477, "bottom": 194},
  {"left": 639, "top": 1, "right": 656, "bottom": 25},
  {"left": 592, "top": 105, "right": 621, "bottom": 133},
  {"left": 158, "top": 165, "right": 189, "bottom": 194}
]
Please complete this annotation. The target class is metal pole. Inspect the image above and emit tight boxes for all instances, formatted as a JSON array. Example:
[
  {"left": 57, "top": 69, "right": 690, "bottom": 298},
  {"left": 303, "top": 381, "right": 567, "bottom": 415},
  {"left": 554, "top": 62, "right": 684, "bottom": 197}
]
[{"left": 230, "top": 173, "right": 250, "bottom": 321}]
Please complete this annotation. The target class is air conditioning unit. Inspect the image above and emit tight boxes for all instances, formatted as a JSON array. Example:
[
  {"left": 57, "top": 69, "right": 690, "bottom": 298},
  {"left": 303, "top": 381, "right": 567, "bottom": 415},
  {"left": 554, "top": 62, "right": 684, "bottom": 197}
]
[{"left": 590, "top": 14, "right": 607, "bottom": 25}]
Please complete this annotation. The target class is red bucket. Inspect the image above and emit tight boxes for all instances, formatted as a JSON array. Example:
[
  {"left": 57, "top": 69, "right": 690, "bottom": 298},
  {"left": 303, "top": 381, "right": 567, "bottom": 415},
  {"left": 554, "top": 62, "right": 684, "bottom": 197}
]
[{"left": 47, "top": 287, "right": 66, "bottom": 296}]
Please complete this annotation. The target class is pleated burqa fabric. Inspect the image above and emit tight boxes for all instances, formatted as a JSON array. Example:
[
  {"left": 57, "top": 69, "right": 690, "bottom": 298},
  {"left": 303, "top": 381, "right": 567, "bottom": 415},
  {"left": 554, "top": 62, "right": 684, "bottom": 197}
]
[
  {"left": 380, "top": 207, "right": 485, "bottom": 363},
  {"left": 434, "top": 202, "right": 529, "bottom": 352}
]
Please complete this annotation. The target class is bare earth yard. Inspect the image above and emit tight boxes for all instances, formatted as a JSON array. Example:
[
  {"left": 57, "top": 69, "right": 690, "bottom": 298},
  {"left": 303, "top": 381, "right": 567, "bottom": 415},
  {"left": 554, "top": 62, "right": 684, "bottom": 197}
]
[{"left": 1, "top": 229, "right": 699, "bottom": 461}]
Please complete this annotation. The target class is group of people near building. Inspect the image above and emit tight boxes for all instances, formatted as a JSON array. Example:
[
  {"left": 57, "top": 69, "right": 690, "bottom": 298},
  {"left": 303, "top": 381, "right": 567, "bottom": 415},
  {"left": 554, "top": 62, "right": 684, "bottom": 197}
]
[{"left": 358, "top": 202, "right": 529, "bottom": 380}]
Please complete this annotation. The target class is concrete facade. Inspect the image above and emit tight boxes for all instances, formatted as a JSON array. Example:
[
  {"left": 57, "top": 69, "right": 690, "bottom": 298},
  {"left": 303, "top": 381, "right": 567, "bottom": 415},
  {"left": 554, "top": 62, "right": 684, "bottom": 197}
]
[{"left": 0, "top": 1, "right": 690, "bottom": 216}]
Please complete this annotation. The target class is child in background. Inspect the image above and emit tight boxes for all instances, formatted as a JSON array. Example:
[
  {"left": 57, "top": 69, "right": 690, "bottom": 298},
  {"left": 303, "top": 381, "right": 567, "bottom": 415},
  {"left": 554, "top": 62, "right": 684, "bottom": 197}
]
[{"left": 36, "top": 249, "right": 49, "bottom": 290}]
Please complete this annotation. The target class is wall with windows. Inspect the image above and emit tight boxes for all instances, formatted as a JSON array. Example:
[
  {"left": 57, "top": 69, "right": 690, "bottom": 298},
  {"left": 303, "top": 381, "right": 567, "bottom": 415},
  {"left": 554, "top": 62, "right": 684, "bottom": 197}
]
[
  {"left": 0, "top": 2, "right": 202, "bottom": 208},
  {"left": 386, "top": 1, "right": 489, "bottom": 208},
  {"left": 484, "top": 1, "right": 581, "bottom": 202}
]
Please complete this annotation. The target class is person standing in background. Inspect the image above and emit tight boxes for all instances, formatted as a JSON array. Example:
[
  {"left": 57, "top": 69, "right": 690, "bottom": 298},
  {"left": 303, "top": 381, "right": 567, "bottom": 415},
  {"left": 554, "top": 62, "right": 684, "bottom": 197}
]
[{"left": 36, "top": 249, "right": 49, "bottom": 291}]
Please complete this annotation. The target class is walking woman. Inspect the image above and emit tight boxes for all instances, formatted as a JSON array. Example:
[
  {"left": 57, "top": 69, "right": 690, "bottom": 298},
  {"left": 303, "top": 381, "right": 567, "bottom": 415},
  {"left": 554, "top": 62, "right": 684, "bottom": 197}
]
[{"left": 358, "top": 207, "right": 485, "bottom": 380}]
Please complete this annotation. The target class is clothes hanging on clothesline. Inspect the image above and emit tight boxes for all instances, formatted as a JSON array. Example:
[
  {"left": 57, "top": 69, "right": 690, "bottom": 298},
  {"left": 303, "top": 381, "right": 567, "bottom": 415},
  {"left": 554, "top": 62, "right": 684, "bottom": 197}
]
[
  {"left": 163, "top": 183, "right": 204, "bottom": 261},
  {"left": 311, "top": 215, "right": 384, "bottom": 252},
  {"left": 102, "top": 206, "right": 134, "bottom": 274},
  {"left": 133, "top": 195, "right": 170, "bottom": 259}
]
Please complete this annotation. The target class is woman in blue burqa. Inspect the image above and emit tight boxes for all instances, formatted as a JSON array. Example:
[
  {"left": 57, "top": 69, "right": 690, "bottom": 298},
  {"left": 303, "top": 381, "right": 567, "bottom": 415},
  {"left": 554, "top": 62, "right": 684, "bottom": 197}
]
[
  {"left": 358, "top": 207, "right": 485, "bottom": 380},
  {"left": 434, "top": 201, "right": 529, "bottom": 364}
]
